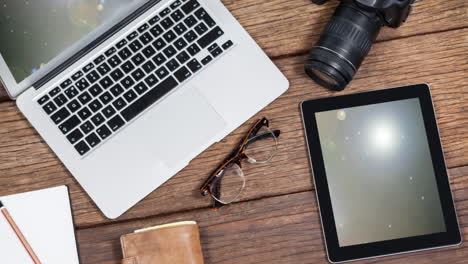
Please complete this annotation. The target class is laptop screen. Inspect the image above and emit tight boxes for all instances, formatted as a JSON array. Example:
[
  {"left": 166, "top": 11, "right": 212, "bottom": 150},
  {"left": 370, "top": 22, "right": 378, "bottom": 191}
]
[{"left": 0, "top": 0, "right": 148, "bottom": 83}]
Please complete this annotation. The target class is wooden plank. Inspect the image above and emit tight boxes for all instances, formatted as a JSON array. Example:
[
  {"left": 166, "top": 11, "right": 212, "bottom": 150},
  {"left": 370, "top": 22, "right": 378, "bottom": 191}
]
[
  {"left": 76, "top": 166, "right": 468, "bottom": 264},
  {"left": 0, "top": 0, "right": 466, "bottom": 102},
  {"left": 0, "top": 28, "right": 466, "bottom": 227}
]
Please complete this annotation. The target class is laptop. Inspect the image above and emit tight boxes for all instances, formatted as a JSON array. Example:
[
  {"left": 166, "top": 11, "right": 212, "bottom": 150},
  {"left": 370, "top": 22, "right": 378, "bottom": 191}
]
[{"left": 0, "top": 0, "right": 288, "bottom": 218}]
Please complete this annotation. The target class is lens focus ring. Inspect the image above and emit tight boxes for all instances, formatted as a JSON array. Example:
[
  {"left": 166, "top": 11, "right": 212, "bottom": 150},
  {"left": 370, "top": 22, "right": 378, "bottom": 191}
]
[{"left": 325, "top": 17, "right": 373, "bottom": 58}]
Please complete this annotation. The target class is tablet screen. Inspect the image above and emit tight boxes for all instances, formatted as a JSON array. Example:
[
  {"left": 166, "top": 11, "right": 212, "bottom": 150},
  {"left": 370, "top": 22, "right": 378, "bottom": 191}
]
[
  {"left": 0, "top": 0, "right": 147, "bottom": 83},
  {"left": 315, "top": 98, "right": 446, "bottom": 247}
]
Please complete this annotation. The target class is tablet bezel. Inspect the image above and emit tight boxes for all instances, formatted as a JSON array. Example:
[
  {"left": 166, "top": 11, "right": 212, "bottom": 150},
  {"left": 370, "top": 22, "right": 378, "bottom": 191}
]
[{"left": 301, "top": 84, "right": 461, "bottom": 263}]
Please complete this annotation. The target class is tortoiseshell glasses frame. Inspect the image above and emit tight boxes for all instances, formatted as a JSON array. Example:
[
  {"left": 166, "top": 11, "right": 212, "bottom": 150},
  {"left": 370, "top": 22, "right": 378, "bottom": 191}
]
[{"left": 200, "top": 117, "right": 280, "bottom": 209}]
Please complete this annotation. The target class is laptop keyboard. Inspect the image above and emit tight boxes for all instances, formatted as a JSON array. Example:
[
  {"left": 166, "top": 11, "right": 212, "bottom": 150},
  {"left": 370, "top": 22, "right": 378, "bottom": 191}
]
[{"left": 36, "top": 0, "right": 234, "bottom": 156}]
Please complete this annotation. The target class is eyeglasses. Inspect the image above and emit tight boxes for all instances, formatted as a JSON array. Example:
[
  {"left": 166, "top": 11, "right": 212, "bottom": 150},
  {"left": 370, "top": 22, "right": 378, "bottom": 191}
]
[{"left": 200, "top": 117, "right": 280, "bottom": 209}]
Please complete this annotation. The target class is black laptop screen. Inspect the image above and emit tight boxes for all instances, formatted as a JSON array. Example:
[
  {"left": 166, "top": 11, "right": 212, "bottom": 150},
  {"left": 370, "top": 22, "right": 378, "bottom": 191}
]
[{"left": 0, "top": 0, "right": 147, "bottom": 82}]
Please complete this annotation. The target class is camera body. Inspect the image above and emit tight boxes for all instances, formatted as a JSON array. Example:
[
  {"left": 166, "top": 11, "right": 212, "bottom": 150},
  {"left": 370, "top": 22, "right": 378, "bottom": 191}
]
[{"left": 305, "top": 0, "right": 414, "bottom": 91}]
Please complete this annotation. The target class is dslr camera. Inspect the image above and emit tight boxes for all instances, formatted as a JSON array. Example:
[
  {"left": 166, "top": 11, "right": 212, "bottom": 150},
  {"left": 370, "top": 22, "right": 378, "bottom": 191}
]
[{"left": 304, "top": 0, "right": 414, "bottom": 91}]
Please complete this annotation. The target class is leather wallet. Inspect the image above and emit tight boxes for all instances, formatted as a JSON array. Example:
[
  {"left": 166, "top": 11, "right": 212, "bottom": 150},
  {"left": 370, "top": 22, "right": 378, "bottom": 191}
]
[{"left": 120, "top": 221, "right": 205, "bottom": 264}]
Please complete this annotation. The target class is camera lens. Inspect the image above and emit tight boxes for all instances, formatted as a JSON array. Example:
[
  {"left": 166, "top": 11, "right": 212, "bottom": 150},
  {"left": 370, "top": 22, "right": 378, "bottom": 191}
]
[{"left": 305, "top": 1, "right": 382, "bottom": 91}]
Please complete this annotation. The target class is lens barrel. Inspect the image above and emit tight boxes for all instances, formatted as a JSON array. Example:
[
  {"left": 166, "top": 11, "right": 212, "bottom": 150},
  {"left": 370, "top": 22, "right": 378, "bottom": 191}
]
[{"left": 305, "top": 1, "right": 382, "bottom": 91}]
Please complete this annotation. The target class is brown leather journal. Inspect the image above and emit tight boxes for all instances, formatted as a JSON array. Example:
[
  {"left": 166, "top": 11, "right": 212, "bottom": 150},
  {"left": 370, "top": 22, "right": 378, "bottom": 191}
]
[{"left": 120, "top": 221, "right": 205, "bottom": 264}]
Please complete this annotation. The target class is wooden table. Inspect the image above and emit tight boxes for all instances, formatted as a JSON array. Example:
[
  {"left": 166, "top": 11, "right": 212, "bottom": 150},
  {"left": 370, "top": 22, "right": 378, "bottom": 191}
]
[{"left": 0, "top": 0, "right": 467, "bottom": 263}]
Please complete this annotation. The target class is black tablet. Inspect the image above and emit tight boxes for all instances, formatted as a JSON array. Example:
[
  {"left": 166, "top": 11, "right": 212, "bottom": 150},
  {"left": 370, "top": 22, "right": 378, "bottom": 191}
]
[{"left": 301, "top": 84, "right": 461, "bottom": 263}]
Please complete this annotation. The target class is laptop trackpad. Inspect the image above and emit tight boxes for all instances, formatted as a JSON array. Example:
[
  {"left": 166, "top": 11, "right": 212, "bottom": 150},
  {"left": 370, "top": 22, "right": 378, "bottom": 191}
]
[{"left": 149, "top": 86, "right": 226, "bottom": 168}]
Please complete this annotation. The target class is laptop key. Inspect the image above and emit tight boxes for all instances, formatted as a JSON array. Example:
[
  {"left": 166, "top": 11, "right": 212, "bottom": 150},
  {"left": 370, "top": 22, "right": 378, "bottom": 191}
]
[
  {"left": 170, "top": 0, "right": 182, "bottom": 9},
  {"left": 74, "top": 141, "right": 90, "bottom": 156},
  {"left": 197, "top": 26, "right": 223, "bottom": 48},
  {"left": 91, "top": 113, "right": 106, "bottom": 126},
  {"left": 142, "top": 61, "right": 157, "bottom": 73},
  {"left": 142, "top": 46, "right": 156, "bottom": 58},
  {"left": 153, "top": 38, "right": 167, "bottom": 51},
  {"left": 174, "top": 66, "right": 192, "bottom": 82},
  {"left": 124, "top": 90, "right": 138, "bottom": 103},
  {"left": 64, "top": 86, "right": 79, "bottom": 99},
  {"left": 201, "top": 55, "right": 212, "bottom": 65},
  {"left": 184, "top": 15, "right": 197, "bottom": 27},
  {"left": 76, "top": 78, "right": 90, "bottom": 91},
  {"left": 222, "top": 40, "right": 233, "bottom": 50},
  {"left": 116, "top": 39, "right": 128, "bottom": 49},
  {"left": 181, "top": 0, "right": 200, "bottom": 15},
  {"left": 184, "top": 30, "right": 197, "bottom": 43},
  {"left": 38, "top": 94, "right": 50, "bottom": 105},
  {"left": 97, "top": 62, "right": 111, "bottom": 75},
  {"left": 85, "top": 133, "right": 101, "bottom": 148},
  {"left": 195, "top": 8, "right": 216, "bottom": 27},
  {"left": 60, "top": 79, "right": 72, "bottom": 89},
  {"left": 89, "top": 84, "right": 103, "bottom": 97},
  {"left": 72, "top": 71, "right": 83, "bottom": 81},
  {"left": 121, "top": 76, "right": 135, "bottom": 89},
  {"left": 187, "top": 43, "right": 201, "bottom": 56},
  {"left": 131, "top": 53, "right": 145, "bottom": 66},
  {"left": 102, "top": 105, "right": 117, "bottom": 118},
  {"left": 134, "top": 82, "right": 149, "bottom": 95},
  {"left": 187, "top": 58, "right": 202, "bottom": 73},
  {"left": 174, "top": 38, "right": 188, "bottom": 50},
  {"left": 83, "top": 63, "right": 94, "bottom": 73},
  {"left": 67, "top": 129, "right": 84, "bottom": 144},
  {"left": 51, "top": 108, "right": 70, "bottom": 124},
  {"left": 155, "top": 66, "right": 169, "bottom": 79},
  {"left": 113, "top": 98, "right": 127, "bottom": 111},
  {"left": 161, "top": 17, "right": 174, "bottom": 30},
  {"left": 54, "top": 94, "right": 68, "bottom": 107},
  {"left": 131, "top": 69, "right": 145, "bottom": 81},
  {"left": 78, "top": 107, "right": 92, "bottom": 120},
  {"left": 110, "top": 68, "right": 124, "bottom": 81},
  {"left": 144, "top": 74, "right": 159, "bottom": 87},
  {"left": 80, "top": 121, "right": 95, "bottom": 134},
  {"left": 107, "top": 115, "right": 125, "bottom": 131},
  {"left": 174, "top": 23, "right": 188, "bottom": 35},
  {"left": 118, "top": 47, "right": 132, "bottom": 60},
  {"left": 153, "top": 53, "right": 167, "bottom": 66},
  {"left": 121, "top": 61, "right": 135, "bottom": 73},
  {"left": 163, "top": 45, "right": 177, "bottom": 58},
  {"left": 129, "top": 40, "right": 143, "bottom": 52},
  {"left": 138, "top": 23, "right": 150, "bottom": 33},
  {"left": 49, "top": 87, "right": 61, "bottom": 97},
  {"left": 110, "top": 84, "right": 125, "bottom": 97},
  {"left": 105, "top": 47, "right": 117, "bottom": 57},
  {"left": 160, "top": 7, "right": 171, "bottom": 17},
  {"left": 148, "top": 15, "right": 160, "bottom": 25},
  {"left": 194, "top": 22, "right": 208, "bottom": 35},
  {"left": 59, "top": 115, "right": 81, "bottom": 134},
  {"left": 86, "top": 70, "right": 100, "bottom": 84},
  {"left": 139, "top": 32, "right": 153, "bottom": 45},
  {"left": 210, "top": 46, "right": 223, "bottom": 57},
  {"left": 121, "top": 76, "right": 178, "bottom": 122},
  {"left": 171, "top": 10, "right": 185, "bottom": 22},
  {"left": 89, "top": 99, "right": 103, "bottom": 112},
  {"left": 78, "top": 91, "right": 92, "bottom": 105},
  {"left": 99, "top": 91, "right": 114, "bottom": 105},
  {"left": 108, "top": 55, "right": 122, "bottom": 67},
  {"left": 100, "top": 76, "right": 114, "bottom": 89},
  {"left": 166, "top": 59, "right": 180, "bottom": 72},
  {"left": 163, "top": 30, "right": 177, "bottom": 43},
  {"left": 150, "top": 25, "right": 164, "bottom": 38},
  {"left": 96, "top": 125, "right": 112, "bottom": 140},
  {"left": 93, "top": 55, "right": 106, "bottom": 65},
  {"left": 67, "top": 99, "right": 81, "bottom": 113},
  {"left": 176, "top": 51, "right": 190, "bottom": 64},
  {"left": 127, "top": 31, "right": 139, "bottom": 41}
]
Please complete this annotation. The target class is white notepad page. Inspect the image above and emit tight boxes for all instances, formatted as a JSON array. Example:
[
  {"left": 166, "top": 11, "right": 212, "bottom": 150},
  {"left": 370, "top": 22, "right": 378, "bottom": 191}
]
[{"left": 0, "top": 186, "right": 79, "bottom": 264}]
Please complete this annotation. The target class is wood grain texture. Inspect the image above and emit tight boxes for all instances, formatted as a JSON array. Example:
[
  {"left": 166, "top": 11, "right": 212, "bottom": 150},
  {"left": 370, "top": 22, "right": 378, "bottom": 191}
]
[
  {"left": 76, "top": 166, "right": 468, "bottom": 264},
  {"left": 0, "top": 0, "right": 466, "bottom": 102},
  {"left": 0, "top": 28, "right": 466, "bottom": 228}
]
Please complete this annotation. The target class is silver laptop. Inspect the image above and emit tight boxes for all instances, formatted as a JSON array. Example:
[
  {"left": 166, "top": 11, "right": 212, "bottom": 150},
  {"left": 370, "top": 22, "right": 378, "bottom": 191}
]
[{"left": 0, "top": 0, "right": 288, "bottom": 218}]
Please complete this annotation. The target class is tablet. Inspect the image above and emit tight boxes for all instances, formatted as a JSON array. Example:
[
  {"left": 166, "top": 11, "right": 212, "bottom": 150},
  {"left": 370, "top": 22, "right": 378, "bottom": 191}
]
[{"left": 301, "top": 84, "right": 461, "bottom": 263}]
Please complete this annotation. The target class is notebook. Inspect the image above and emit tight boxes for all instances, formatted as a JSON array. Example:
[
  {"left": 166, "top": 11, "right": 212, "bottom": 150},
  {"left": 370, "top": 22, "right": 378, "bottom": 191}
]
[{"left": 0, "top": 186, "right": 79, "bottom": 264}]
